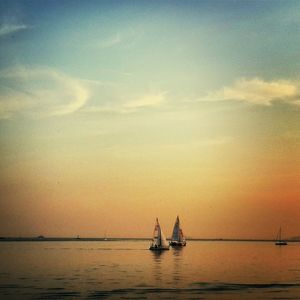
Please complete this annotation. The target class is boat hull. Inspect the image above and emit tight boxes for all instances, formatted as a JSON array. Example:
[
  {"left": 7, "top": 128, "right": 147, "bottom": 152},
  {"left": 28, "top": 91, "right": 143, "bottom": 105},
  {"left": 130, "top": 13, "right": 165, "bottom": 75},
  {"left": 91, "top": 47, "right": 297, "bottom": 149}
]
[
  {"left": 149, "top": 245, "right": 169, "bottom": 251},
  {"left": 275, "top": 241, "right": 288, "bottom": 246},
  {"left": 169, "top": 241, "right": 186, "bottom": 247}
]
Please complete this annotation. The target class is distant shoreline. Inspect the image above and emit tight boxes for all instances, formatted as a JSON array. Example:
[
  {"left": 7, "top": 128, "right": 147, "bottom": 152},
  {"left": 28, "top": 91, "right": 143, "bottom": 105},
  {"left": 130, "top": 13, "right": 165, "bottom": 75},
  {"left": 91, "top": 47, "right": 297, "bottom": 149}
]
[{"left": 1, "top": 237, "right": 300, "bottom": 242}]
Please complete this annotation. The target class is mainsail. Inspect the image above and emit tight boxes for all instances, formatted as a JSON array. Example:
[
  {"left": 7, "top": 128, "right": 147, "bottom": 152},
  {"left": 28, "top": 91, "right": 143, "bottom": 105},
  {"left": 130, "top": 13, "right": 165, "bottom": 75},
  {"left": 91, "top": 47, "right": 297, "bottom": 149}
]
[
  {"left": 170, "top": 216, "right": 186, "bottom": 246},
  {"left": 150, "top": 218, "right": 169, "bottom": 250},
  {"left": 171, "top": 216, "right": 185, "bottom": 242},
  {"left": 152, "top": 218, "right": 161, "bottom": 246}
]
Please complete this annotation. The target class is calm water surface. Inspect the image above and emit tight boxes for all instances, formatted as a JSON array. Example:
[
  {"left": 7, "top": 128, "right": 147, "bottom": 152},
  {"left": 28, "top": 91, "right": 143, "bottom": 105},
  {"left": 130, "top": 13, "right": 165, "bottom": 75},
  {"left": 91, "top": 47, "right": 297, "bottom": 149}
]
[{"left": 1, "top": 241, "right": 300, "bottom": 299}]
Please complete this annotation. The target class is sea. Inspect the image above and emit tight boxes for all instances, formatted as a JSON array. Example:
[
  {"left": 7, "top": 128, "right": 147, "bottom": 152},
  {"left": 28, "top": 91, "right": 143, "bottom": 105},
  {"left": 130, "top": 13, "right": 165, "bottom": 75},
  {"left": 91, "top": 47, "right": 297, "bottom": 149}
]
[{"left": 1, "top": 240, "right": 300, "bottom": 299}]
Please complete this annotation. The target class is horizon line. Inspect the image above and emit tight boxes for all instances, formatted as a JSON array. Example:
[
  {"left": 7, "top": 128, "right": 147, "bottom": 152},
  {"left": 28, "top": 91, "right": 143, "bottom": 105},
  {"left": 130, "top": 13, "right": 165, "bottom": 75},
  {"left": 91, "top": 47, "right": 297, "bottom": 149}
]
[{"left": 1, "top": 236, "right": 300, "bottom": 242}]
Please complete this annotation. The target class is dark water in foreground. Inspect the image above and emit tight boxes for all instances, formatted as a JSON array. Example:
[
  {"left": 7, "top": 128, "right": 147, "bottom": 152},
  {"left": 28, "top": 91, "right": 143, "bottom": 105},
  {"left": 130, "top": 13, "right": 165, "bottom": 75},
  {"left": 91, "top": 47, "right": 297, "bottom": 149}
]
[{"left": 1, "top": 241, "right": 300, "bottom": 299}]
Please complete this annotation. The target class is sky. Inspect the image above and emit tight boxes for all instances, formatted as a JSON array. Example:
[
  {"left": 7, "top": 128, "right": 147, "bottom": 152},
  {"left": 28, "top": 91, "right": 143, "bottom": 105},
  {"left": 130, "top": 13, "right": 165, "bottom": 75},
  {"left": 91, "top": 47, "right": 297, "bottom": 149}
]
[{"left": 0, "top": 0, "right": 300, "bottom": 239}]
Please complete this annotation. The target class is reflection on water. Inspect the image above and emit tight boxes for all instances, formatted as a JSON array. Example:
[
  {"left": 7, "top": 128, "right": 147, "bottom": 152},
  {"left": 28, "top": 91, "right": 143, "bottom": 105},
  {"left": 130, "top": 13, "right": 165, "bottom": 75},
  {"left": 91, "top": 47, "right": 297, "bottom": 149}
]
[
  {"left": 172, "top": 247, "right": 184, "bottom": 285},
  {"left": 0, "top": 241, "right": 300, "bottom": 299},
  {"left": 151, "top": 250, "right": 165, "bottom": 284}
]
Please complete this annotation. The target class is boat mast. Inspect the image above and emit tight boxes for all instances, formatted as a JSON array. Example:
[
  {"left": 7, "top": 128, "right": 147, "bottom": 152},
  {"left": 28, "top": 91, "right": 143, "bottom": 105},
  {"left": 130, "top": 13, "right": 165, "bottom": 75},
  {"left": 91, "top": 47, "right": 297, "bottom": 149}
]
[
  {"left": 279, "top": 227, "right": 282, "bottom": 241},
  {"left": 157, "top": 218, "right": 162, "bottom": 246}
]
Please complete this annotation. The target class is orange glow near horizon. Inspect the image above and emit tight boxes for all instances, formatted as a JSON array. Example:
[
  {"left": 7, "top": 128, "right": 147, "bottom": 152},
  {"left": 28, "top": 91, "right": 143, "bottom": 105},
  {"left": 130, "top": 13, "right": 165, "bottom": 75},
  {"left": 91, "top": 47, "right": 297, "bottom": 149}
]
[
  {"left": 1, "top": 1, "right": 300, "bottom": 240},
  {"left": 1, "top": 118, "right": 299, "bottom": 239}
]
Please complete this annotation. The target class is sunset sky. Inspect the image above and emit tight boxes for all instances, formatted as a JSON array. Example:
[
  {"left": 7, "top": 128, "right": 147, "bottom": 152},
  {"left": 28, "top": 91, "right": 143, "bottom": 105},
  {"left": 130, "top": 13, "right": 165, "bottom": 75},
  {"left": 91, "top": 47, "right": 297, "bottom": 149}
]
[{"left": 0, "top": 0, "right": 300, "bottom": 239}]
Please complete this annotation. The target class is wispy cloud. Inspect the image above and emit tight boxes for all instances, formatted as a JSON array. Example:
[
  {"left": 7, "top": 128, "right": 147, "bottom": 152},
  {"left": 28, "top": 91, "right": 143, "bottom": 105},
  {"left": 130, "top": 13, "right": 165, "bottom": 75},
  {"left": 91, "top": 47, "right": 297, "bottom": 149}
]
[
  {"left": 161, "top": 136, "right": 234, "bottom": 151},
  {"left": 0, "top": 23, "right": 28, "bottom": 37},
  {"left": 125, "top": 91, "right": 167, "bottom": 110},
  {"left": 201, "top": 78, "right": 299, "bottom": 105},
  {"left": 98, "top": 33, "right": 122, "bottom": 48},
  {"left": 0, "top": 66, "right": 90, "bottom": 119},
  {"left": 93, "top": 27, "right": 143, "bottom": 49},
  {"left": 82, "top": 91, "right": 167, "bottom": 115}
]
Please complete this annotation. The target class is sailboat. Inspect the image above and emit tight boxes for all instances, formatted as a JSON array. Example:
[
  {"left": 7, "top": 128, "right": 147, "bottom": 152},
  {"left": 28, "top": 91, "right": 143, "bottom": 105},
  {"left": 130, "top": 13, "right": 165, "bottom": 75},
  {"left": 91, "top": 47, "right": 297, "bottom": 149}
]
[
  {"left": 275, "top": 227, "right": 288, "bottom": 246},
  {"left": 169, "top": 216, "right": 186, "bottom": 247},
  {"left": 149, "top": 218, "right": 170, "bottom": 251}
]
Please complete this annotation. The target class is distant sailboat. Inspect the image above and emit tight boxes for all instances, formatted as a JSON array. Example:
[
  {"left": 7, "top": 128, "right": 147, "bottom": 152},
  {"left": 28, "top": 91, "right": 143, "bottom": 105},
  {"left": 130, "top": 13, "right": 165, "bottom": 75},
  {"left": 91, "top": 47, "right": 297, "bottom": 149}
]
[
  {"left": 169, "top": 216, "right": 186, "bottom": 247},
  {"left": 275, "top": 227, "right": 288, "bottom": 246},
  {"left": 149, "top": 218, "right": 169, "bottom": 251}
]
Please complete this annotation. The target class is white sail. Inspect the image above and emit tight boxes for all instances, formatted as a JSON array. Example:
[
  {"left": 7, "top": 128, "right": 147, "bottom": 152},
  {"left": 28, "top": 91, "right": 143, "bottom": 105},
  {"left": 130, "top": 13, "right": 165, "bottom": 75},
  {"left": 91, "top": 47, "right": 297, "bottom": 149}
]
[
  {"left": 171, "top": 216, "right": 185, "bottom": 242},
  {"left": 149, "top": 218, "right": 169, "bottom": 250},
  {"left": 160, "top": 227, "right": 169, "bottom": 248}
]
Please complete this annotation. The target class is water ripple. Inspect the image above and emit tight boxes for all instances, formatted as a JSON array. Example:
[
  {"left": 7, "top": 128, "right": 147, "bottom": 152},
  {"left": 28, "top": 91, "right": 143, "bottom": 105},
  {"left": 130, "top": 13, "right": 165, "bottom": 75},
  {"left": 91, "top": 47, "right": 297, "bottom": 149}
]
[{"left": 87, "top": 283, "right": 300, "bottom": 298}]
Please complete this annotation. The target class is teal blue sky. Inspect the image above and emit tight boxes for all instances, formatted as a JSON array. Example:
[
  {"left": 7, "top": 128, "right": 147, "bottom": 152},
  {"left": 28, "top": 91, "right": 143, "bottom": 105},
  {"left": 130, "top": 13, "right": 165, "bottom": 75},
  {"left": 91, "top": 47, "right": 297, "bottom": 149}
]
[
  {"left": 1, "top": 1, "right": 300, "bottom": 94},
  {"left": 0, "top": 1, "right": 300, "bottom": 238},
  {"left": 2, "top": 1, "right": 300, "bottom": 85}
]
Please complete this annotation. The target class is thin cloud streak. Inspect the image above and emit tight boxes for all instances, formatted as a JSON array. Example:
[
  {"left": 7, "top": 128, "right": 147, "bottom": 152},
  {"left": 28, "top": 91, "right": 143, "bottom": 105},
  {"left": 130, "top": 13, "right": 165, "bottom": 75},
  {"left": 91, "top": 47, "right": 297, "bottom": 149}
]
[
  {"left": 0, "top": 23, "right": 28, "bottom": 37},
  {"left": 92, "top": 27, "right": 143, "bottom": 49},
  {"left": 82, "top": 91, "right": 168, "bottom": 115},
  {"left": 125, "top": 91, "right": 168, "bottom": 109},
  {"left": 201, "top": 78, "right": 300, "bottom": 106},
  {"left": 160, "top": 136, "right": 234, "bottom": 151}
]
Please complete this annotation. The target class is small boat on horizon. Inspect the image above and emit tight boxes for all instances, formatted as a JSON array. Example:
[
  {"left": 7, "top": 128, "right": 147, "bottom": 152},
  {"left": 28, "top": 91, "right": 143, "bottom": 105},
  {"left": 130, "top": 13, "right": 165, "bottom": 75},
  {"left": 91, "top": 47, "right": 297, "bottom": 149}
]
[
  {"left": 169, "top": 216, "right": 186, "bottom": 247},
  {"left": 149, "top": 218, "right": 169, "bottom": 251},
  {"left": 275, "top": 227, "right": 288, "bottom": 246}
]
